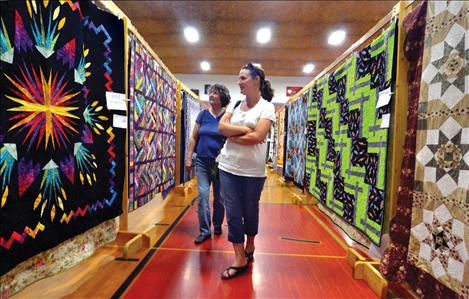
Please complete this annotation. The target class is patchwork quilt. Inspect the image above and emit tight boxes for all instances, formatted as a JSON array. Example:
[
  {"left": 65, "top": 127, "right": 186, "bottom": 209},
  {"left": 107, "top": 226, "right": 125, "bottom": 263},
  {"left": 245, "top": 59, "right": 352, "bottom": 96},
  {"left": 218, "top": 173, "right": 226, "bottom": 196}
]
[
  {"left": 306, "top": 22, "right": 396, "bottom": 245},
  {"left": 276, "top": 108, "right": 286, "bottom": 174},
  {"left": 181, "top": 91, "right": 202, "bottom": 183},
  {"left": 285, "top": 90, "right": 309, "bottom": 186},
  {"left": 128, "top": 33, "right": 177, "bottom": 211},
  {"left": 407, "top": 1, "right": 469, "bottom": 294}
]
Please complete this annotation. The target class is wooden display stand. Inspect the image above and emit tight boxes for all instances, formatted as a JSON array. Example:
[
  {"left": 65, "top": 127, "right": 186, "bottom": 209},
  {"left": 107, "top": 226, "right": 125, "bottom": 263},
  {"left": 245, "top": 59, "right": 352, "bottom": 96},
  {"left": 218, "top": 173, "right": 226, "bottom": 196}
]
[
  {"left": 276, "top": 176, "right": 287, "bottom": 186},
  {"left": 291, "top": 192, "right": 318, "bottom": 206},
  {"left": 345, "top": 248, "right": 388, "bottom": 298},
  {"left": 354, "top": 261, "right": 388, "bottom": 298}
]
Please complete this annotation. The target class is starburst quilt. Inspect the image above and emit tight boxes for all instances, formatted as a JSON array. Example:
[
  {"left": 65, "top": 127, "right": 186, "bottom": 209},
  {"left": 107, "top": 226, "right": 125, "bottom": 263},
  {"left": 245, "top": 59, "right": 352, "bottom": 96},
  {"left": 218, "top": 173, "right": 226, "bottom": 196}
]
[
  {"left": 0, "top": 1, "right": 125, "bottom": 275},
  {"left": 128, "top": 33, "right": 177, "bottom": 211}
]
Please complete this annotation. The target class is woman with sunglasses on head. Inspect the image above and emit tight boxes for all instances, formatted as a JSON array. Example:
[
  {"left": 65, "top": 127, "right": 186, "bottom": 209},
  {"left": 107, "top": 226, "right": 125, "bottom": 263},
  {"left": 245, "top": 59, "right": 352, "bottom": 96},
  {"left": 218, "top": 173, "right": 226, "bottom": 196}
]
[
  {"left": 217, "top": 63, "right": 276, "bottom": 279},
  {"left": 186, "top": 84, "right": 231, "bottom": 244}
]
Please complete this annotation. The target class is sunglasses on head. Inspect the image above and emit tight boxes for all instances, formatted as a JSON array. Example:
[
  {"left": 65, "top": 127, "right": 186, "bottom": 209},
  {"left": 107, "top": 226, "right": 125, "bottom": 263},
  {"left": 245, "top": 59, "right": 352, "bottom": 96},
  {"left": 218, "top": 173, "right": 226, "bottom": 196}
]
[{"left": 244, "top": 62, "right": 262, "bottom": 78}]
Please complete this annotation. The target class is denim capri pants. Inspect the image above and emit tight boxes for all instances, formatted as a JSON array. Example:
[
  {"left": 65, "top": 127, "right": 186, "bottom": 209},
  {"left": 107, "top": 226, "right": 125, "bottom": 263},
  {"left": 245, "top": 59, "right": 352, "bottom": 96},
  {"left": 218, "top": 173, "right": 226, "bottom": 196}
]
[{"left": 219, "top": 169, "right": 266, "bottom": 243}]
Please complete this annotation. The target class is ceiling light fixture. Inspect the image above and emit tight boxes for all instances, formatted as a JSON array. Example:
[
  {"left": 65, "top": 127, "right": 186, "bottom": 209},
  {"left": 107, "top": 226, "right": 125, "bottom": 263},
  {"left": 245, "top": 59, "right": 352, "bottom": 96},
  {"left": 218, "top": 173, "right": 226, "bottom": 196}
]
[
  {"left": 303, "top": 63, "right": 315, "bottom": 74},
  {"left": 200, "top": 61, "right": 210, "bottom": 71},
  {"left": 184, "top": 26, "right": 199, "bottom": 43},
  {"left": 328, "top": 30, "right": 346, "bottom": 46},
  {"left": 256, "top": 28, "right": 271, "bottom": 44}
]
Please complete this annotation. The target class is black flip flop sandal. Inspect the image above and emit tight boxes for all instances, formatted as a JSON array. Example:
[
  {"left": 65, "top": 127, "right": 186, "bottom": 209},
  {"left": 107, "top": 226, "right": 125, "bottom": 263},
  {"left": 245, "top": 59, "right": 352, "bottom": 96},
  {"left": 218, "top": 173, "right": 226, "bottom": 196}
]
[{"left": 221, "top": 264, "right": 249, "bottom": 280}]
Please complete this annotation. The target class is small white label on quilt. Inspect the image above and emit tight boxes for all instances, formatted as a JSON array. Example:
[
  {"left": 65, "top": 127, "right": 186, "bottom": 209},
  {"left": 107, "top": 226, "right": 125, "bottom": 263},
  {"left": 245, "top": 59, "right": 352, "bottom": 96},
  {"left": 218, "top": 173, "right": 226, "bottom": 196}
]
[
  {"left": 113, "top": 114, "right": 127, "bottom": 129},
  {"left": 106, "top": 92, "right": 127, "bottom": 111},
  {"left": 380, "top": 113, "right": 390, "bottom": 128},
  {"left": 376, "top": 88, "right": 392, "bottom": 109}
]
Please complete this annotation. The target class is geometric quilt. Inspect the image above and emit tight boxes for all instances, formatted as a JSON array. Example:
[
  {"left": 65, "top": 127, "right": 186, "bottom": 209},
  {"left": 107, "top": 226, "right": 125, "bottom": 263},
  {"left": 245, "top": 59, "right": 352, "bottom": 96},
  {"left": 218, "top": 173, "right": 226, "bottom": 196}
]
[
  {"left": 276, "top": 108, "right": 286, "bottom": 174},
  {"left": 0, "top": 1, "right": 125, "bottom": 275},
  {"left": 181, "top": 91, "right": 202, "bottom": 183},
  {"left": 267, "top": 120, "right": 277, "bottom": 168},
  {"left": 407, "top": 1, "right": 469, "bottom": 294},
  {"left": 306, "top": 21, "right": 396, "bottom": 245},
  {"left": 128, "top": 33, "right": 176, "bottom": 212},
  {"left": 285, "top": 90, "right": 309, "bottom": 187}
]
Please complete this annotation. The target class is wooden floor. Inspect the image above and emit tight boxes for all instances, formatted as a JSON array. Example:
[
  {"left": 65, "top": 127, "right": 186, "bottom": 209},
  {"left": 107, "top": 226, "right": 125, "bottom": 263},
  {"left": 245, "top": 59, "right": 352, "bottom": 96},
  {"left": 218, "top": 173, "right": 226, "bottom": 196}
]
[{"left": 11, "top": 171, "right": 398, "bottom": 298}]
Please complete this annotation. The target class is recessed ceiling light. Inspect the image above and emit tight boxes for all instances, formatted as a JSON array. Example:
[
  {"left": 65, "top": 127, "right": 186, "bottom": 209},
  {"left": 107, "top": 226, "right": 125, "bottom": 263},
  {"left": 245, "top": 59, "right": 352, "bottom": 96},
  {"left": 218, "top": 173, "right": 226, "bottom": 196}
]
[
  {"left": 328, "top": 30, "right": 346, "bottom": 46},
  {"left": 184, "top": 26, "right": 199, "bottom": 43},
  {"left": 303, "top": 63, "right": 315, "bottom": 74},
  {"left": 200, "top": 61, "right": 210, "bottom": 71},
  {"left": 256, "top": 28, "right": 271, "bottom": 44}
]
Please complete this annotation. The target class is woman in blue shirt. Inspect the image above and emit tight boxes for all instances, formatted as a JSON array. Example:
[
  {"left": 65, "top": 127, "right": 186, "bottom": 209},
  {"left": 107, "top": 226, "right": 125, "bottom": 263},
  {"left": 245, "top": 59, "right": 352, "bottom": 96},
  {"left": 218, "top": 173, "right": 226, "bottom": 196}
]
[{"left": 186, "top": 84, "right": 231, "bottom": 244}]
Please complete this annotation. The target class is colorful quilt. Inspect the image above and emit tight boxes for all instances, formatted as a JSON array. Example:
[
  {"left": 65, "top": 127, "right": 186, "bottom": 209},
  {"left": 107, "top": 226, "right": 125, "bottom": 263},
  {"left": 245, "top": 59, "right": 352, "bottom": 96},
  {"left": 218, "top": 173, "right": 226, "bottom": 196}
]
[
  {"left": 276, "top": 108, "right": 286, "bottom": 174},
  {"left": 407, "top": 1, "right": 469, "bottom": 294},
  {"left": 267, "top": 124, "right": 277, "bottom": 168},
  {"left": 0, "top": 1, "right": 125, "bottom": 275},
  {"left": 306, "top": 22, "right": 396, "bottom": 245},
  {"left": 285, "top": 91, "right": 309, "bottom": 186},
  {"left": 128, "top": 33, "right": 177, "bottom": 211},
  {"left": 181, "top": 91, "right": 202, "bottom": 183},
  {"left": 2, "top": 218, "right": 118, "bottom": 297}
]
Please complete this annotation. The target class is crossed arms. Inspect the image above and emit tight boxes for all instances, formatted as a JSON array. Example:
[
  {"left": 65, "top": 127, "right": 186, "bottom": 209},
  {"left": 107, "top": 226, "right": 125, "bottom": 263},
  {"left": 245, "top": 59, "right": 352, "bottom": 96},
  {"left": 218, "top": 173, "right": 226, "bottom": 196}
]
[{"left": 218, "top": 112, "right": 273, "bottom": 145}]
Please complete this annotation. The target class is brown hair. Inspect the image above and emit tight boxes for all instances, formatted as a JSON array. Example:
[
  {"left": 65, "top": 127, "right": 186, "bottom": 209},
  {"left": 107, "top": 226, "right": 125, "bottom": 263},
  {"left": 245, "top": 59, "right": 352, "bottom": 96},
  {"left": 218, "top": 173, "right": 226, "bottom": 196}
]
[{"left": 242, "top": 62, "right": 274, "bottom": 102}]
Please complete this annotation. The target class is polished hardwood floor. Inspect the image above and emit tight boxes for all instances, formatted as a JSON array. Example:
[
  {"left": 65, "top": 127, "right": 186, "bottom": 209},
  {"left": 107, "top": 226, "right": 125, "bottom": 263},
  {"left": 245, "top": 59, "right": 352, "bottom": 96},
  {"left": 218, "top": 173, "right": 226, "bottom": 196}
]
[
  {"left": 12, "top": 172, "right": 407, "bottom": 298},
  {"left": 121, "top": 203, "right": 375, "bottom": 299}
]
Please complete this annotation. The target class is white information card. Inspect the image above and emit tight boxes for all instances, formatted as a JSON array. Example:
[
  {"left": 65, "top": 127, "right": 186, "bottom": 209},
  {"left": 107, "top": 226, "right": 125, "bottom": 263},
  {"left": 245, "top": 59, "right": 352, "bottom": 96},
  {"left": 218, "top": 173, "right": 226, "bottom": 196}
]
[
  {"left": 380, "top": 113, "right": 390, "bottom": 128},
  {"left": 106, "top": 92, "right": 127, "bottom": 111},
  {"left": 113, "top": 114, "right": 127, "bottom": 129},
  {"left": 376, "top": 87, "right": 392, "bottom": 109}
]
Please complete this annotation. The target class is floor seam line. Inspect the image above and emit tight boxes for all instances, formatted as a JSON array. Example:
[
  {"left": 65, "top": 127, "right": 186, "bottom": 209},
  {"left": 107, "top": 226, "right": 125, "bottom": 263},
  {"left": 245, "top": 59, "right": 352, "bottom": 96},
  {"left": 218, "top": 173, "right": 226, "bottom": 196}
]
[{"left": 153, "top": 247, "right": 346, "bottom": 259}]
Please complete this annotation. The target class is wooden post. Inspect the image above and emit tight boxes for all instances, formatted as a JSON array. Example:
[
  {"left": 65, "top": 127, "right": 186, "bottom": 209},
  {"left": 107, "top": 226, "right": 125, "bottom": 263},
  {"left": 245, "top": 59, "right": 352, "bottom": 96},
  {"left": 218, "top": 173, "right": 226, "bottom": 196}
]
[
  {"left": 383, "top": 0, "right": 413, "bottom": 230},
  {"left": 120, "top": 14, "right": 129, "bottom": 231}
]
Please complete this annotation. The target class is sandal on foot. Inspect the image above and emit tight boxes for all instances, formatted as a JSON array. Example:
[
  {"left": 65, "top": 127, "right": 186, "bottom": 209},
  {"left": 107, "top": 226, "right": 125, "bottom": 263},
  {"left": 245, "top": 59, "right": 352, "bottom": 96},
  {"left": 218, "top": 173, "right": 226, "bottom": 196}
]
[
  {"left": 245, "top": 250, "right": 254, "bottom": 263},
  {"left": 221, "top": 264, "right": 248, "bottom": 280}
]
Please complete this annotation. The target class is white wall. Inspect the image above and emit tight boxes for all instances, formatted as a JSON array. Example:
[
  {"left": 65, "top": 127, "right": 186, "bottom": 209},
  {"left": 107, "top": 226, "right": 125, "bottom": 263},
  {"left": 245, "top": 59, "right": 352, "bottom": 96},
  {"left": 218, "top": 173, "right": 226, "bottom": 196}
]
[{"left": 175, "top": 74, "right": 312, "bottom": 104}]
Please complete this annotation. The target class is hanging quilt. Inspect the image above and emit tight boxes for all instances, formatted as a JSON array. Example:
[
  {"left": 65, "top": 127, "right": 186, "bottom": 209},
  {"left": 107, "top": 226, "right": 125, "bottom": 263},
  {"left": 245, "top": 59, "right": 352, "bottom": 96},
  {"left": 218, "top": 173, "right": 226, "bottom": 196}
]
[
  {"left": 407, "top": 1, "right": 469, "bottom": 295},
  {"left": 285, "top": 91, "right": 309, "bottom": 186},
  {"left": 272, "top": 112, "right": 280, "bottom": 170},
  {"left": 2, "top": 218, "right": 118, "bottom": 297},
  {"left": 181, "top": 91, "right": 202, "bottom": 183},
  {"left": 128, "top": 33, "right": 176, "bottom": 211},
  {"left": 267, "top": 123, "right": 277, "bottom": 168},
  {"left": 284, "top": 103, "right": 293, "bottom": 179},
  {"left": 276, "top": 108, "right": 286, "bottom": 174},
  {"left": 380, "top": 2, "right": 458, "bottom": 297},
  {"left": 0, "top": 1, "right": 125, "bottom": 275},
  {"left": 305, "top": 21, "right": 396, "bottom": 245}
]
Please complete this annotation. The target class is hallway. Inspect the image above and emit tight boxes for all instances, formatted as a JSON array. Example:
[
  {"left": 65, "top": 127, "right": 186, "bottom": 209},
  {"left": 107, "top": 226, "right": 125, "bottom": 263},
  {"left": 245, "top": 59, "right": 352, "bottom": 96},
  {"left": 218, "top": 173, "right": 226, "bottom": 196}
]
[
  {"left": 11, "top": 172, "right": 394, "bottom": 299},
  {"left": 115, "top": 174, "right": 377, "bottom": 298}
]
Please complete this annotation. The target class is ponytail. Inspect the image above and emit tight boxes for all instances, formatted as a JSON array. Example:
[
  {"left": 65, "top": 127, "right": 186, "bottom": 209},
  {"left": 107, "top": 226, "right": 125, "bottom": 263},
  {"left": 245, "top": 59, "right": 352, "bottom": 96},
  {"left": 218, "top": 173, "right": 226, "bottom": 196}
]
[{"left": 260, "top": 79, "right": 274, "bottom": 102}]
